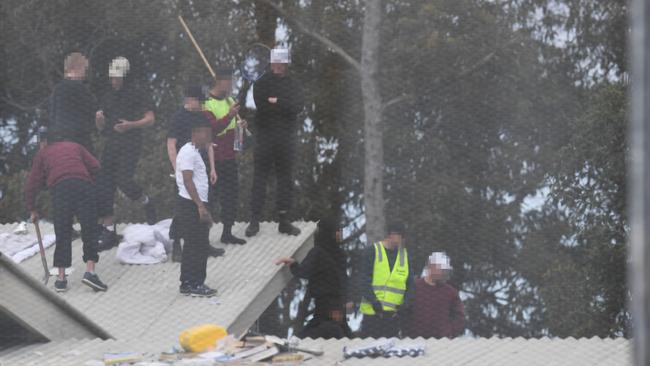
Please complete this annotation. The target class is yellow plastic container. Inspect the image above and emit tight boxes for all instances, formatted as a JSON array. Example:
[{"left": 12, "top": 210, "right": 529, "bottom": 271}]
[{"left": 179, "top": 324, "right": 228, "bottom": 353}]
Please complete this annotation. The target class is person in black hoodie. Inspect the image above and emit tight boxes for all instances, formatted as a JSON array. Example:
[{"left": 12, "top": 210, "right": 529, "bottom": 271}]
[
  {"left": 275, "top": 218, "right": 351, "bottom": 339},
  {"left": 246, "top": 48, "right": 304, "bottom": 237}
]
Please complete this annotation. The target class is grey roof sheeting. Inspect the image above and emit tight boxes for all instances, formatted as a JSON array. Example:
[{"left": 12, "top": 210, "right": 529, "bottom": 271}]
[
  {"left": 1, "top": 221, "right": 316, "bottom": 350},
  {"left": 0, "top": 336, "right": 632, "bottom": 366},
  {"left": 0, "top": 252, "right": 112, "bottom": 342}
]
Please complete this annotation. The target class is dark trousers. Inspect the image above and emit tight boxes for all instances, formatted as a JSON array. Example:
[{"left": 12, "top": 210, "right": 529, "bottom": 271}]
[
  {"left": 96, "top": 140, "right": 143, "bottom": 217},
  {"left": 250, "top": 135, "right": 294, "bottom": 220},
  {"left": 215, "top": 159, "right": 239, "bottom": 227},
  {"left": 361, "top": 313, "right": 401, "bottom": 338},
  {"left": 52, "top": 179, "right": 99, "bottom": 268},
  {"left": 176, "top": 196, "right": 210, "bottom": 285}
]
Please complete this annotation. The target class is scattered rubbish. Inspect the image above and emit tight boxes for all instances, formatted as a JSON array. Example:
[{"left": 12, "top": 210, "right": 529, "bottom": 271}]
[
  {"left": 161, "top": 332, "right": 324, "bottom": 364},
  {"left": 179, "top": 324, "right": 228, "bottom": 353},
  {"left": 343, "top": 339, "right": 425, "bottom": 359},
  {"left": 272, "top": 352, "right": 305, "bottom": 362},
  {"left": 104, "top": 352, "right": 143, "bottom": 365},
  {"left": 343, "top": 339, "right": 395, "bottom": 359},
  {"left": 208, "top": 297, "right": 221, "bottom": 305}
]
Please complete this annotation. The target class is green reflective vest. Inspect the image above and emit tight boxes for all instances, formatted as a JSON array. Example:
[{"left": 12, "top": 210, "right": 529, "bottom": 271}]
[
  {"left": 203, "top": 96, "right": 236, "bottom": 137},
  {"left": 359, "top": 242, "right": 409, "bottom": 315}
]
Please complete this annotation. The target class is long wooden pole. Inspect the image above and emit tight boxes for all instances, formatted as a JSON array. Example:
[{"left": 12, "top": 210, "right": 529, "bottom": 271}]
[{"left": 178, "top": 15, "right": 217, "bottom": 80}]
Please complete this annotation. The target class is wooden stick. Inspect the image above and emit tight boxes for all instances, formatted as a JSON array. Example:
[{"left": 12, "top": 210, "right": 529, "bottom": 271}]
[{"left": 178, "top": 15, "right": 217, "bottom": 80}]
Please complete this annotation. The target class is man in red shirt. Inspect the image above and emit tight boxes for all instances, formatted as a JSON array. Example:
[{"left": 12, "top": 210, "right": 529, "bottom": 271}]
[
  {"left": 25, "top": 131, "right": 108, "bottom": 293},
  {"left": 405, "top": 252, "right": 464, "bottom": 338}
]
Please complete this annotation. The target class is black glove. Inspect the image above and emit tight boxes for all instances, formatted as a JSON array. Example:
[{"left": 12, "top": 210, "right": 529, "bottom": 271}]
[
  {"left": 396, "top": 304, "right": 410, "bottom": 318},
  {"left": 372, "top": 301, "right": 384, "bottom": 317}
]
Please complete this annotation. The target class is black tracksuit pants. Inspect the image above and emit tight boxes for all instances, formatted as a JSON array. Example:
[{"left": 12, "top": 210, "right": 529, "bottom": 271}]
[
  {"left": 176, "top": 196, "right": 210, "bottom": 285},
  {"left": 52, "top": 179, "right": 99, "bottom": 268},
  {"left": 96, "top": 139, "right": 143, "bottom": 217},
  {"left": 250, "top": 132, "right": 294, "bottom": 220},
  {"left": 215, "top": 159, "right": 239, "bottom": 227},
  {"left": 361, "top": 313, "right": 401, "bottom": 338}
]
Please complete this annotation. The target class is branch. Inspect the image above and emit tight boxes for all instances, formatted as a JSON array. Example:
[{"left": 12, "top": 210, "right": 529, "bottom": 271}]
[
  {"left": 381, "top": 94, "right": 414, "bottom": 113},
  {"left": 259, "top": 0, "right": 361, "bottom": 72},
  {"left": 456, "top": 35, "right": 523, "bottom": 78},
  {"left": 2, "top": 91, "right": 43, "bottom": 113},
  {"left": 342, "top": 224, "right": 366, "bottom": 245},
  {"left": 457, "top": 51, "right": 496, "bottom": 78}
]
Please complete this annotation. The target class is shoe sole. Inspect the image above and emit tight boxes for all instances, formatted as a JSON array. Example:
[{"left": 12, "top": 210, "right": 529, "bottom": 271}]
[
  {"left": 82, "top": 278, "right": 107, "bottom": 292},
  {"left": 279, "top": 230, "right": 301, "bottom": 236},
  {"left": 221, "top": 238, "right": 247, "bottom": 245},
  {"left": 54, "top": 287, "right": 68, "bottom": 293},
  {"left": 182, "top": 292, "right": 216, "bottom": 298}
]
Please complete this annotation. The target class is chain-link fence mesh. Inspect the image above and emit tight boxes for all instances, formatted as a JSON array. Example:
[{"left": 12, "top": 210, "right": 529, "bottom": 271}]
[{"left": 0, "top": 0, "right": 631, "bottom": 363}]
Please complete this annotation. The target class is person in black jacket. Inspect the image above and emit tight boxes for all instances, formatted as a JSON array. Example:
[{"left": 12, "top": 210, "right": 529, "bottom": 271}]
[
  {"left": 246, "top": 48, "right": 304, "bottom": 237},
  {"left": 95, "top": 56, "right": 157, "bottom": 250},
  {"left": 47, "top": 52, "right": 97, "bottom": 151},
  {"left": 275, "top": 218, "right": 351, "bottom": 339}
]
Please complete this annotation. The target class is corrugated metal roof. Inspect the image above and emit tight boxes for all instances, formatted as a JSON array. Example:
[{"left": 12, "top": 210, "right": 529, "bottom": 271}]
[
  {"left": 0, "top": 336, "right": 632, "bottom": 366},
  {"left": 297, "top": 337, "right": 632, "bottom": 366},
  {"left": 1, "top": 221, "right": 316, "bottom": 349},
  {"left": 0, "top": 222, "right": 633, "bottom": 366}
]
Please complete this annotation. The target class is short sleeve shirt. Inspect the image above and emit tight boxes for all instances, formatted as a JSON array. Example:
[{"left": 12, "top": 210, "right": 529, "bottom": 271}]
[{"left": 176, "top": 142, "right": 209, "bottom": 203}]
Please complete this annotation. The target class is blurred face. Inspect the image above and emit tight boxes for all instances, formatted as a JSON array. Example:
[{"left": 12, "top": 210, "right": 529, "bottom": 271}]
[
  {"left": 386, "top": 232, "right": 403, "bottom": 247},
  {"left": 271, "top": 62, "right": 288, "bottom": 76},
  {"left": 428, "top": 263, "right": 445, "bottom": 282},
  {"left": 211, "top": 78, "right": 232, "bottom": 97},
  {"left": 185, "top": 97, "right": 201, "bottom": 111},
  {"left": 111, "top": 77, "right": 124, "bottom": 90},
  {"left": 192, "top": 127, "right": 212, "bottom": 148}
]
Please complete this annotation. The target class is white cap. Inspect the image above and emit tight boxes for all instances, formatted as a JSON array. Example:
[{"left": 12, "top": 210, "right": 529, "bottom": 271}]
[
  {"left": 429, "top": 252, "right": 452, "bottom": 270},
  {"left": 421, "top": 252, "right": 453, "bottom": 279},
  {"left": 270, "top": 48, "right": 290, "bottom": 64},
  {"left": 109, "top": 56, "right": 130, "bottom": 77}
]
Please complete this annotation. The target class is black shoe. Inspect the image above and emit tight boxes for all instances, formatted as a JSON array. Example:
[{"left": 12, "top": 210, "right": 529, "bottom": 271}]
[
  {"left": 172, "top": 239, "right": 183, "bottom": 263},
  {"left": 97, "top": 227, "right": 118, "bottom": 252},
  {"left": 221, "top": 232, "right": 246, "bottom": 245},
  {"left": 208, "top": 245, "right": 225, "bottom": 257},
  {"left": 180, "top": 283, "right": 217, "bottom": 297},
  {"left": 54, "top": 278, "right": 68, "bottom": 292},
  {"left": 279, "top": 221, "right": 301, "bottom": 236},
  {"left": 245, "top": 221, "right": 259, "bottom": 237},
  {"left": 82, "top": 272, "right": 108, "bottom": 292},
  {"left": 179, "top": 282, "right": 192, "bottom": 295},
  {"left": 144, "top": 199, "right": 157, "bottom": 225}
]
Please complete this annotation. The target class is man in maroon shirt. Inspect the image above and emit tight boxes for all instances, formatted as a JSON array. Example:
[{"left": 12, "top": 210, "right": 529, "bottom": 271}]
[
  {"left": 405, "top": 252, "right": 464, "bottom": 338},
  {"left": 203, "top": 68, "right": 247, "bottom": 245},
  {"left": 25, "top": 133, "right": 108, "bottom": 293}
]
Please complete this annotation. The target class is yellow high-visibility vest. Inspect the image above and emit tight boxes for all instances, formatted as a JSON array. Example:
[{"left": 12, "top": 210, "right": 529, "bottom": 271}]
[
  {"left": 203, "top": 96, "right": 236, "bottom": 137},
  {"left": 359, "top": 242, "right": 409, "bottom": 315}
]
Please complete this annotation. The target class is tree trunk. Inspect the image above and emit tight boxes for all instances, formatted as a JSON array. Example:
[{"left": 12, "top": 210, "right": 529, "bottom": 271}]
[{"left": 360, "top": 0, "right": 385, "bottom": 244}]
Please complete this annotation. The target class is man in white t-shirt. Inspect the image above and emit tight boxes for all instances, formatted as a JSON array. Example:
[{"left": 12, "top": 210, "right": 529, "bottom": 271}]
[{"left": 175, "top": 117, "right": 224, "bottom": 297}]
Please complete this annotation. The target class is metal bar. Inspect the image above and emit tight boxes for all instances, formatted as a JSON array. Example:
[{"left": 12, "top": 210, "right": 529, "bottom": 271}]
[{"left": 629, "top": 0, "right": 650, "bottom": 364}]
